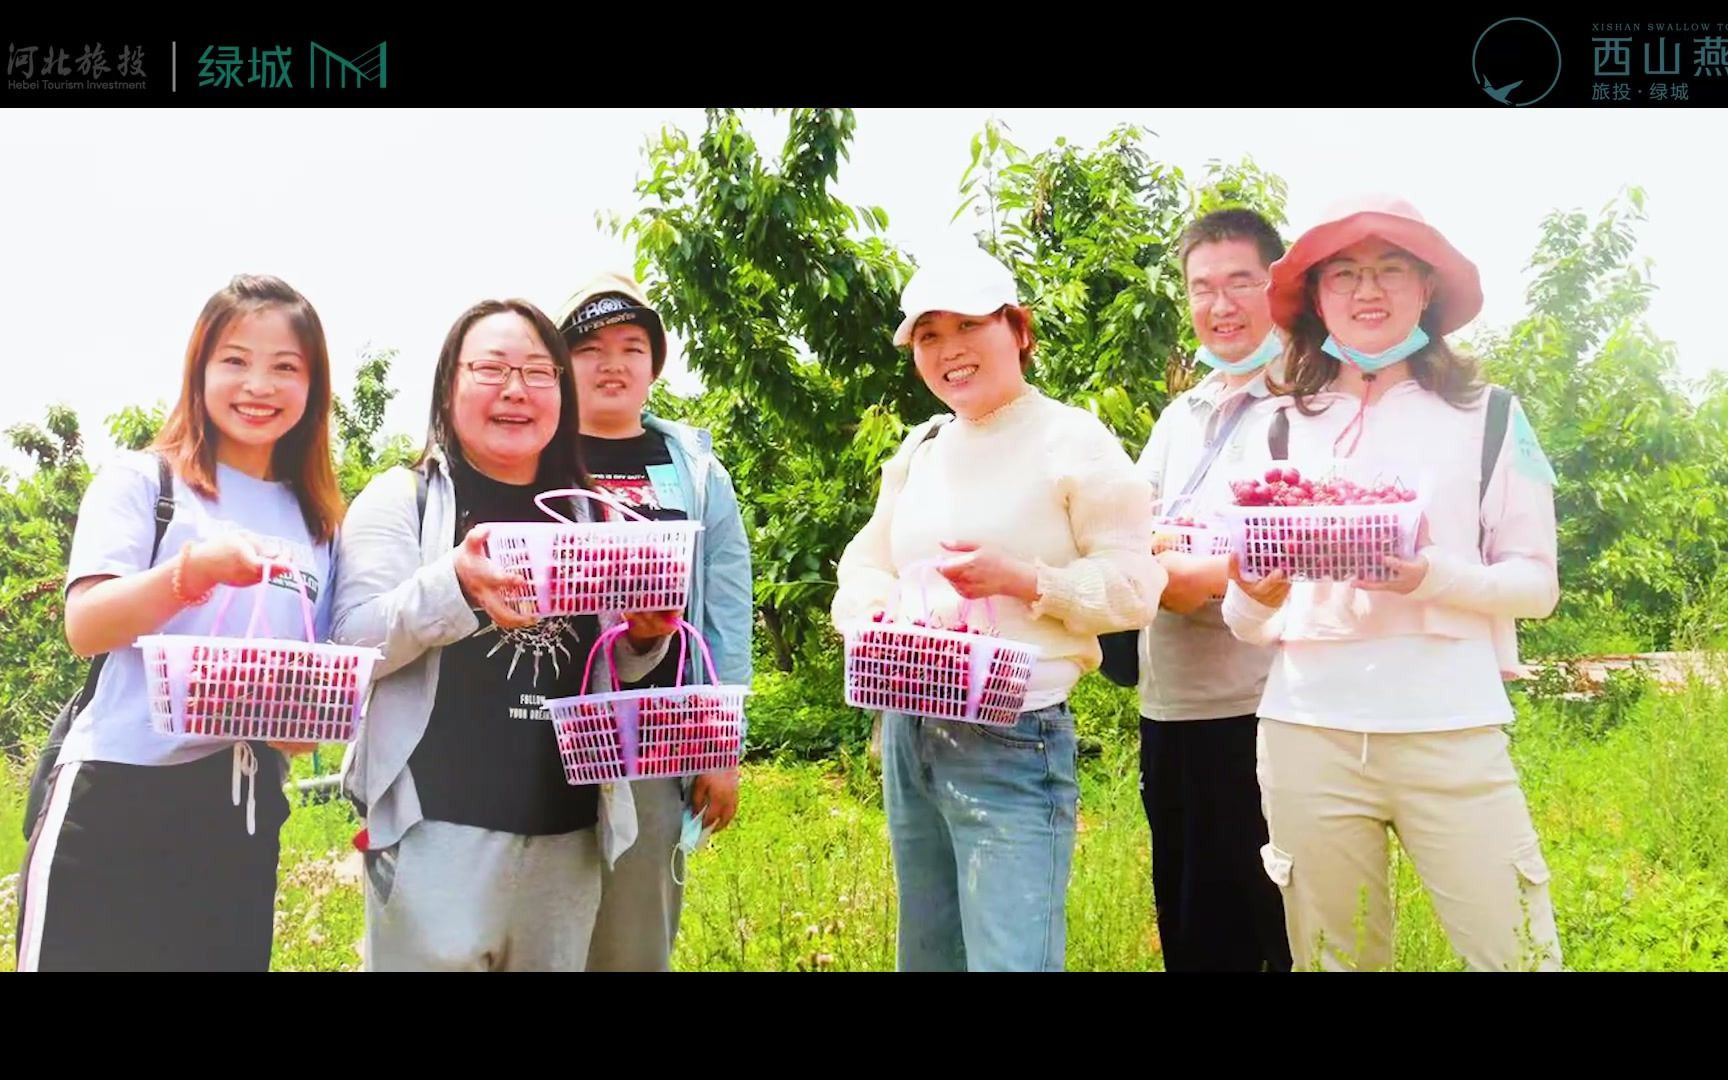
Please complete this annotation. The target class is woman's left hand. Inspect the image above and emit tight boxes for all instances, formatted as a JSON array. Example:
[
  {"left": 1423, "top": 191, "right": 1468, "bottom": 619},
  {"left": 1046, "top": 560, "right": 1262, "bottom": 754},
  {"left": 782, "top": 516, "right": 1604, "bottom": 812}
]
[
  {"left": 690, "top": 768, "right": 740, "bottom": 832},
  {"left": 1355, "top": 516, "right": 1431, "bottom": 595},
  {"left": 935, "top": 541, "right": 1040, "bottom": 603}
]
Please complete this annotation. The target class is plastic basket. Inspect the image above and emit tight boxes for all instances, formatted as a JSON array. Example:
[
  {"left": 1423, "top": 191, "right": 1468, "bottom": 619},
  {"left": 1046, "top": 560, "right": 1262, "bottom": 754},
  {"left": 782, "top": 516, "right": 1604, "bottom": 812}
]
[
  {"left": 544, "top": 619, "right": 747, "bottom": 786},
  {"left": 841, "top": 560, "right": 1039, "bottom": 727},
  {"left": 1213, "top": 462, "right": 1427, "bottom": 583},
  {"left": 1150, "top": 516, "right": 1232, "bottom": 558},
  {"left": 1150, "top": 494, "right": 1234, "bottom": 600},
  {"left": 485, "top": 488, "right": 701, "bottom": 618},
  {"left": 138, "top": 562, "right": 381, "bottom": 743}
]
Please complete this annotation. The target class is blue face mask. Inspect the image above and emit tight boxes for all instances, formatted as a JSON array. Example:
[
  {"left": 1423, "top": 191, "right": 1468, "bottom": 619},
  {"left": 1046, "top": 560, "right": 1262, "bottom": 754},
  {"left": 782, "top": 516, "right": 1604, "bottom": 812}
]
[
  {"left": 1321, "top": 325, "right": 1430, "bottom": 373},
  {"left": 671, "top": 806, "right": 713, "bottom": 886},
  {"left": 1195, "top": 329, "right": 1282, "bottom": 375}
]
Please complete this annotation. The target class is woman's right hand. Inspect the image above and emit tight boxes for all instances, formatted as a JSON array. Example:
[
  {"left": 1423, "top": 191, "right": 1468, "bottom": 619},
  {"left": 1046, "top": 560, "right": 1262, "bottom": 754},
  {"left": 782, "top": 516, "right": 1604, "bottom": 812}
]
[
  {"left": 1228, "top": 552, "right": 1291, "bottom": 609},
  {"left": 453, "top": 524, "right": 537, "bottom": 630},
  {"left": 186, "top": 532, "right": 279, "bottom": 592}
]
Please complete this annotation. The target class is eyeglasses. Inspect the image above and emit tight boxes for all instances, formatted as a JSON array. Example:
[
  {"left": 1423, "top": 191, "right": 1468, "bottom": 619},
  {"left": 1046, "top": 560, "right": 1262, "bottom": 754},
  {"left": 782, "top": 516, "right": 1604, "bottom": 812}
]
[
  {"left": 462, "top": 359, "right": 560, "bottom": 389},
  {"left": 1319, "top": 261, "right": 1418, "bottom": 295},
  {"left": 1187, "top": 279, "right": 1267, "bottom": 306}
]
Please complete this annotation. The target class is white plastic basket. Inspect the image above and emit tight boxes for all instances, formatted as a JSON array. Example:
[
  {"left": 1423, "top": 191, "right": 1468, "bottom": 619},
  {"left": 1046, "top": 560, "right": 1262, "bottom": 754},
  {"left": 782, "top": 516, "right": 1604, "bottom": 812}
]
[
  {"left": 1213, "top": 461, "right": 1427, "bottom": 583},
  {"left": 138, "top": 562, "right": 381, "bottom": 743},
  {"left": 485, "top": 488, "right": 701, "bottom": 618},
  {"left": 1150, "top": 515, "right": 1232, "bottom": 558},
  {"left": 544, "top": 619, "right": 747, "bottom": 786},
  {"left": 841, "top": 561, "right": 1039, "bottom": 727}
]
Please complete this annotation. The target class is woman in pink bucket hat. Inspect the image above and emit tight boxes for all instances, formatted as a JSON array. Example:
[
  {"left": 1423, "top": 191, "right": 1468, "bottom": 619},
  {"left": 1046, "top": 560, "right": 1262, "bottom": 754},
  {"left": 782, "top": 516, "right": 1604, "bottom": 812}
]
[{"left": 1221, "top": 194, "right": 1566, "bottom": 971}]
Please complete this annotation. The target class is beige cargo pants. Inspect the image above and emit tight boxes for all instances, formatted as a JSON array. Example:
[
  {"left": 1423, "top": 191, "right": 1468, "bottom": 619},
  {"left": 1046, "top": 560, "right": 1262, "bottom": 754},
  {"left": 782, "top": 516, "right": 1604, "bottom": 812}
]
[{"left": 1256, "top": 719, "right": 1563, "bottom": 972}]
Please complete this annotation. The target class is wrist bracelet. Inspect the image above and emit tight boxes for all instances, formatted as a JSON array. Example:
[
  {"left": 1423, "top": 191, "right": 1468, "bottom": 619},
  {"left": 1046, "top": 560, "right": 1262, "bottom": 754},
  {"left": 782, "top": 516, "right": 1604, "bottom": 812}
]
[{"left": 172, "top": 541, "right": 214, "bottom": 607}]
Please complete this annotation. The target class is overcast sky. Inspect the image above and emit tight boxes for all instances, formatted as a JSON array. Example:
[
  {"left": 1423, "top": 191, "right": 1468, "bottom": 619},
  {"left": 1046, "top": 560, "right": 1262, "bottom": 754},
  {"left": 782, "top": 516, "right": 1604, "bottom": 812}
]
[{"left": 2, "top": 107, "right": 1717, "bottom": 475}]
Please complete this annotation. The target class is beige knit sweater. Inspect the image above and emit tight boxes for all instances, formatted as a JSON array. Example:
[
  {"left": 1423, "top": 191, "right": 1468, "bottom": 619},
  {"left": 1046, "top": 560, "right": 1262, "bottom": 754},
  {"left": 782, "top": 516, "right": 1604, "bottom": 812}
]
[{"left": 832, "top": 388, "right": 1165, "bottom": 706}]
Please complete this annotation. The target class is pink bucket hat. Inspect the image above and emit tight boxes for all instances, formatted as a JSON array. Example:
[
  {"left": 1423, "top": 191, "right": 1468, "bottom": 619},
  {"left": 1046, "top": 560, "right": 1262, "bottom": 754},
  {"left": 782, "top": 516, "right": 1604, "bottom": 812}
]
[{"left": 1268, "top": 194, "right": 1483, "bottom": 335}]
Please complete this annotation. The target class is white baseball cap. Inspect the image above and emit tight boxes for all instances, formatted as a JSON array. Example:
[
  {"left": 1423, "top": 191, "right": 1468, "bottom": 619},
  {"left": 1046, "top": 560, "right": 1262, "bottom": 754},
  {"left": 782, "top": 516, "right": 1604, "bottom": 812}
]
[{"left": 892, "top": 245, "right": 1022, "bottom": 346}]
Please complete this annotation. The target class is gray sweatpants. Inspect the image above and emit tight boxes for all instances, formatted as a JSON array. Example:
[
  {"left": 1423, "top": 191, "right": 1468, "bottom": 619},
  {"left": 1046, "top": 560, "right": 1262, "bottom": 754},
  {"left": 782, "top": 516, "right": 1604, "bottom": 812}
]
[
  {"left": 585, "top": 777, "right": 686, "bottom": 971},
  {"left": 363, "top": 819, "right": 603, "bottom": 971}
]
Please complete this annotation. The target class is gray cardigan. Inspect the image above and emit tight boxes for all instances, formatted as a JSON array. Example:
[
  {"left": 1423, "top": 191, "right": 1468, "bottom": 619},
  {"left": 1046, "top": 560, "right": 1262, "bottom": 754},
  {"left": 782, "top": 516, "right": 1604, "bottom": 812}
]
[{"left": 332, "top": 446, "right": 668, "bottom": 863}]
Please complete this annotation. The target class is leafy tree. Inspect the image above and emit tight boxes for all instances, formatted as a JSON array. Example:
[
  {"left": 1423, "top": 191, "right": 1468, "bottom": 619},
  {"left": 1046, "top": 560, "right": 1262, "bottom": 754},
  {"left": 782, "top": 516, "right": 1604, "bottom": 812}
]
[
  {"left": 1475, "top": 187, "right": 1728, "bottom": 652},
  {"left": 613, "top": 109, "right": 921, "bottom": 667},
  {"left": 957, "top": 120, "right": 1289, "bottom": 456}
]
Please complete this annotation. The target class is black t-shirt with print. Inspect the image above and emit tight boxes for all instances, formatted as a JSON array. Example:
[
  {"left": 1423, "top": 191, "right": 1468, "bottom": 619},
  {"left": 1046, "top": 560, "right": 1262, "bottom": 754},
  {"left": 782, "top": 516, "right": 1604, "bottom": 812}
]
[
  {"left": 409, "top": 456, "right": 601, "bottom": 836},
  {"left": 580, "top": 430, "right": 689, "bottom": 689}
]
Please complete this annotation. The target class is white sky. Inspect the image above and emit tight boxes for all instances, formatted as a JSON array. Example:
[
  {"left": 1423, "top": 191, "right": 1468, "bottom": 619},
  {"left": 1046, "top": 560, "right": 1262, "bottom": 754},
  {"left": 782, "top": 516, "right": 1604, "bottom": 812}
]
[{"left": 1, "top": 107, "right": 1720, "bottom": 476}]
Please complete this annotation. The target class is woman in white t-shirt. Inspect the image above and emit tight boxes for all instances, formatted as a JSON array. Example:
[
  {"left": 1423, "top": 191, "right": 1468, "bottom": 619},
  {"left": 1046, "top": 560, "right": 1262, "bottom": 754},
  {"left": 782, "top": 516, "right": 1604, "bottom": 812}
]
[
  {"left": 1222, "top": 195, "right": 1564, "bottom": 971},
  {"left": 17, "top": 274, "right": 346, "bottom": 972}
]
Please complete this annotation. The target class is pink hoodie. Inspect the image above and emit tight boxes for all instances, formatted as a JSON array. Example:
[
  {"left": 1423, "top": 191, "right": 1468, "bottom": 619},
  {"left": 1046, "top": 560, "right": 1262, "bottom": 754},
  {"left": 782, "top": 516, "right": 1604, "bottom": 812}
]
[{"left": 1221, "top": 378, "right": 1559, "bottom": 678}]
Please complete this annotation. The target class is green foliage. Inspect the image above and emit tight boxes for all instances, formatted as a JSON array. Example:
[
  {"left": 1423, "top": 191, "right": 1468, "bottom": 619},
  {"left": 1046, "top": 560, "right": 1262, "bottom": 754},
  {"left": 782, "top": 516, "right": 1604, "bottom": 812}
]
[
  {"left": 958, "top": 121, "right": 1289, "bottom": 457},
  {"left": 614, "top": 109, "right": 924, "bottom": 664},
  {"left": 0, "top": 406, "right": 92, "bottom": 755},
  {"left": 738, "top": 645, "right": 868, "bottom": 762},
  {"left": 108, "top": 402, "right": 166, "bottom": 451},
  {"left": 333, "top": 348, "right": 419, "bottom": 502},
  {"left": 1476, "top": 187, "right": 1728, "bottom": 652}
]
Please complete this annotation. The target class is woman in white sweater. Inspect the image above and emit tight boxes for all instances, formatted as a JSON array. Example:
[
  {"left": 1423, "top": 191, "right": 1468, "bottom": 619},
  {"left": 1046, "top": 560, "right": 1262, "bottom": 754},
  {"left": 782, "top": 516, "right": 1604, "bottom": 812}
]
[{"left": 832, "top": 246, "right": 1164, "bottom": 971}]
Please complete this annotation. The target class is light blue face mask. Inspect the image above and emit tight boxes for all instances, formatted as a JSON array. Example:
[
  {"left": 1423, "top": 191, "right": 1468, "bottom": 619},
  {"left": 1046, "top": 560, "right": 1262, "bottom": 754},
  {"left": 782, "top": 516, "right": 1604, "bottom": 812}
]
[
  {"left": 1195, "top": 329, "right": 1282, "bottom": 375},
  {"left": 671, "top": 806, "right": 713, "bottom": 886},
  {"left": 1321, "top": 325, "right": 1430, "bottom": 373}
]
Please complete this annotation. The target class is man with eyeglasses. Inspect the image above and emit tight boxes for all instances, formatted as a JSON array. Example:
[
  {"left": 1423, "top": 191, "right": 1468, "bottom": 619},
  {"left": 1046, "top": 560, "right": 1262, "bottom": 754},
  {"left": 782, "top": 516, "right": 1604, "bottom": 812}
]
[{"left": 1117, "top": 208, "right": 1294, "bottom": 972}]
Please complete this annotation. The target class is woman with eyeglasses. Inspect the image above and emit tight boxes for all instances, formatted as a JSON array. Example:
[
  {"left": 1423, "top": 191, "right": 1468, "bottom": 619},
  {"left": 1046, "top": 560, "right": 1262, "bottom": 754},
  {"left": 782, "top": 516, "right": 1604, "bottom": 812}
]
[
  {"left": 331, "top": 299, "right": 675, "bottom": 971},
  {"left": 1222, "top": 195, "right": 1564, "bottom": 971}
]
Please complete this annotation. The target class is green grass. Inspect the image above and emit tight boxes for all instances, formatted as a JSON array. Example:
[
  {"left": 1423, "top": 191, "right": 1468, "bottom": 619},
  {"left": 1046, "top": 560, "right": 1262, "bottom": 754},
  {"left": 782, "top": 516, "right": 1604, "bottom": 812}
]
[
  {"left": 0, "top": 758, "right": 21, "bottom": 967},
  {"left": 1, "top": 761, "right": 25, "bottom": 884},
  {"left": 6, "top": 665, "right": 1728, "bottom": 971}
]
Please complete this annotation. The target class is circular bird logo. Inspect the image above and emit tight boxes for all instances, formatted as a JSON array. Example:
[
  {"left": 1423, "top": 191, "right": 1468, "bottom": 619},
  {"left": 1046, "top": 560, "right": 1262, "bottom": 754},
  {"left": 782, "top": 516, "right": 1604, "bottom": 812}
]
[{"left": 1473, "top": 17, "right": 1564, "bottom": 106}]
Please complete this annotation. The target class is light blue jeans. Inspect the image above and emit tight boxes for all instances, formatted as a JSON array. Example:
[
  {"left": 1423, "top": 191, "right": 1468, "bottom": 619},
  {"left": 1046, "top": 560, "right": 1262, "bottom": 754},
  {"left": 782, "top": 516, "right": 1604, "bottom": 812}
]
[{"left": 880, "top": 702, "right": 1080, "bottom": 972}]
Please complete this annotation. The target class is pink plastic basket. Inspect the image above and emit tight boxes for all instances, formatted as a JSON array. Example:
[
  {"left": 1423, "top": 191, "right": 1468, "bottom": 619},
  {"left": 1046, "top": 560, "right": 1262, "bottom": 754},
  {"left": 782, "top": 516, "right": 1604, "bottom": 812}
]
[
  {"left": 485, "top": 488, "right": 701, "bottom": 618},
  {"left": 544, "top": 619, "right": 747, "bottom": 786},
  {"left": 841, "top": 561, "right": 1039, "bottom": 727},
  {"left": 1213, "top": 462, "right": 1427, "bottom": 583},
  {"left": 138, "top": 562, "right": 381, "bottom": 743}
]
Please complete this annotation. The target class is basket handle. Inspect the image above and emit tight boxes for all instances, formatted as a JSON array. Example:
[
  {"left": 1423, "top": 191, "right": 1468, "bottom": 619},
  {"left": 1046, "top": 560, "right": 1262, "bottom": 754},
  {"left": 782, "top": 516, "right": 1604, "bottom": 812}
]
[
  {"left": 894, "top": 556, "right": 1001, "bottom": 635},
  {"left": 576, "top": 617, "right": 724, "bottom": 697},
  {"left": 953, "top": 594, "right": 1000, "bottom": 636},
  {"left": 893, "top": 557, "right": 944, "bottom": 623},
  {"left": 207, "top": 559, "right": 317, "bottom": 643},
  {"left": 673, "top": 618, "right": 722, "bottom": 686},
  {"left": 533, "top": 487, "right": 652, "bottom": 526},
  {"left": 578, "top": 622, "right": 635, "bottom": 696}
]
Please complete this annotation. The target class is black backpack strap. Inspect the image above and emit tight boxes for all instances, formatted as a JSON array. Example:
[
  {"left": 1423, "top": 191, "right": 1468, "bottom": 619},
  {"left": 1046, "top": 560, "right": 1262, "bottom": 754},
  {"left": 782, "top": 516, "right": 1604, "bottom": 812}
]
[
  {"left": 1480, "top": 386, "right": 1512, "bottom": 503},
  {"left": 914, "top": 415, "right": 949, "bottom": 453},
  {"left": 415, "top": 465, "right": 429, "bottom": 529},
  {"left": 152, "top": 453, "right": 175, "bottom": 559},
  {"left": 1268, "top": 407, "right": 1290, "bottom": 461},
  {"left": 1479, "top": 386, "right": 1513, "bottom": 551},
  {"left": 74, "top": 453, "right": 176, "bottom": 712},
  {"left": 24, "top": 452, "right": 180, "bottom": 841},
  {"left": 897, "top": 416, "right": 949, "bottom": 483}
]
